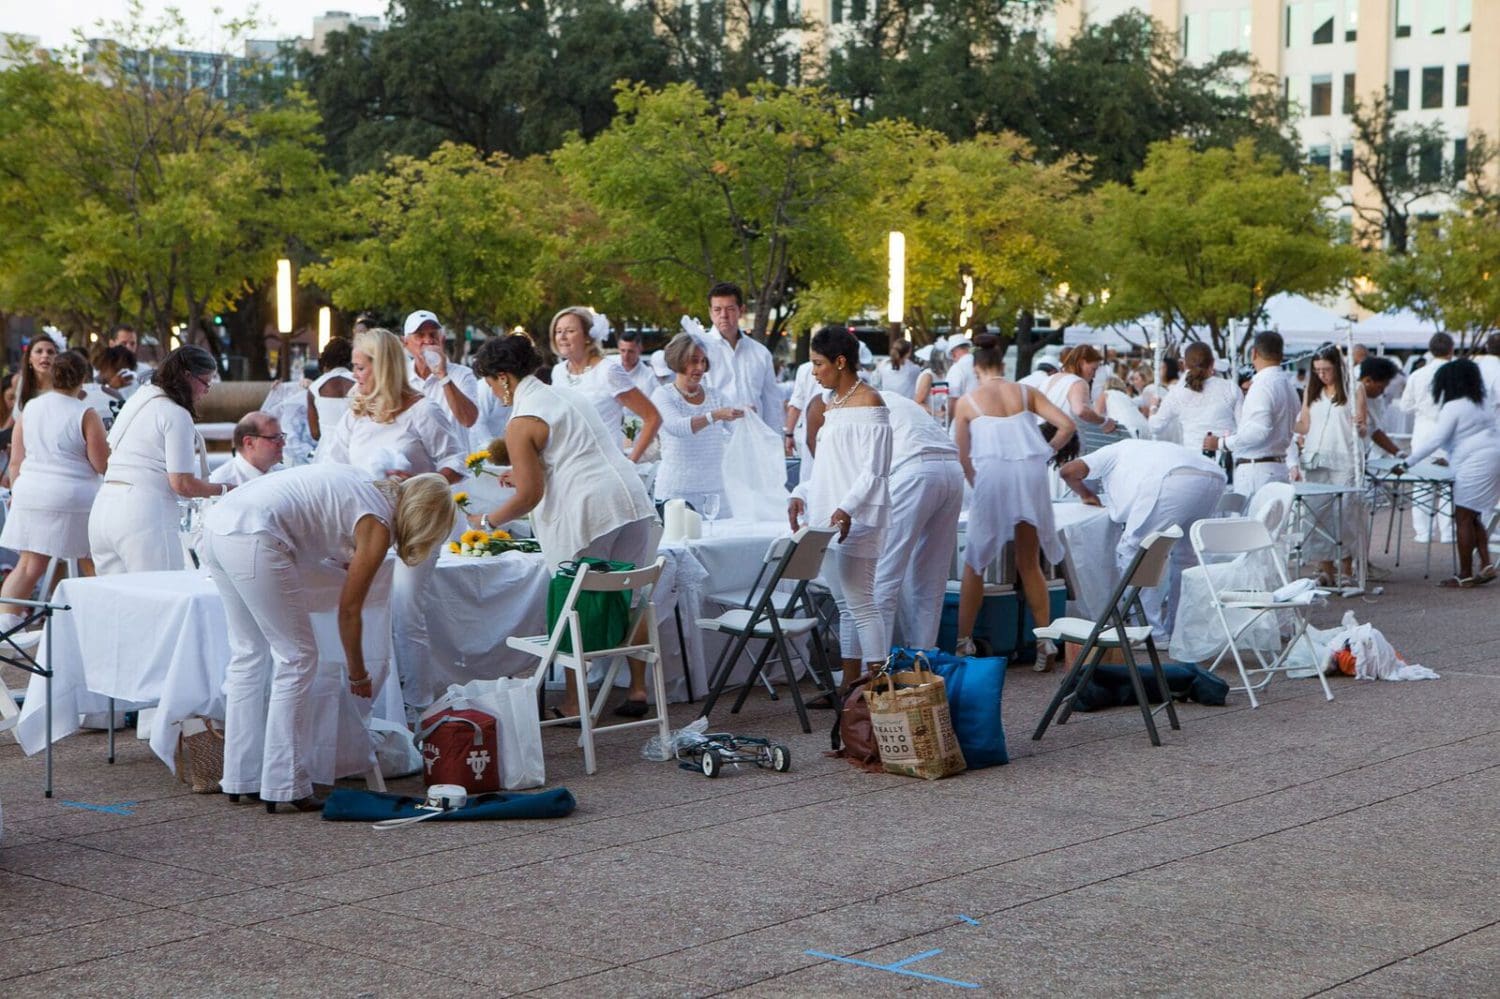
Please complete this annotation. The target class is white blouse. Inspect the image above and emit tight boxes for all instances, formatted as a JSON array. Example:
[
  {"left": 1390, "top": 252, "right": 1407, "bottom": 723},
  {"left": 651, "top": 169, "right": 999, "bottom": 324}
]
[
  {"left": 1150, "top": 377, "right": 1242, "bottom": 451},
  {"left": 205, "top": 463, "right": 393, "bottom": 566},
  {"left": 873, "top": 359, "right": 923, "bottom": 399},
  {"left": 12, "top": 393, "right": 100, "bottom": 513},
  {"left": 319, "top": 398, "right": 466, "bottom": 478},
  {"left": 103, "top": 386, "right": 202, "bottom": 489},
  {"left": 650, "top": 383, "right": 730, "bottom": 501},
  {"left": 803, "top": 401, "right": 892, "bottom": 559},
  {"left": 1300, "top": 393, "right": 1361, "bottom": 476},
  {"left": 552, "top": 357, "right": 637, "bottom": 436}
]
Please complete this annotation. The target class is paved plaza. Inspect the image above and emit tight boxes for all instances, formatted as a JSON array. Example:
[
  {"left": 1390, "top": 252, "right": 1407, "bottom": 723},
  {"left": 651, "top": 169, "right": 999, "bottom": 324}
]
[{"left": 1, "top": 535, "right": 1496, "bottom": 998}]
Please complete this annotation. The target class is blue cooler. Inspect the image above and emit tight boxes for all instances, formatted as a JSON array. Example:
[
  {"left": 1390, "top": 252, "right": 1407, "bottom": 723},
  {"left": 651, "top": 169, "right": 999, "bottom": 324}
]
[{"left": 936, "top": 582, "right": 1067, "bottom": 663}]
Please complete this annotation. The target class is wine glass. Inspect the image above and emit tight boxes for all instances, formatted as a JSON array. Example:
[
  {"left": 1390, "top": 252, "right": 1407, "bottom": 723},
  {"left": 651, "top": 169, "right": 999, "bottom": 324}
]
[{"left": 700, "top": 494, "right": 721, "bottom": 535}]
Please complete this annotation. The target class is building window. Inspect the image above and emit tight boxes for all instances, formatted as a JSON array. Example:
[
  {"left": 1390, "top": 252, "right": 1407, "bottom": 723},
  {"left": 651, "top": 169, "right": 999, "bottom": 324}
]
[
  {"left": 1394, "top": 0, "right": 1411, "bottom": 37},
  {"left": 1312, "top": 1, "right": 1334, "bottom": 43},
  {"left": 1340, "top": 145, "right": 1354, "bottom": 177},
  {"left": 830, "top": 0, "right": 843, "bottom": 23},
  {"left": 1310, "top": 75, "right": 1333, "bottom": 115},
  {"left": 1455, "top": 138, "right": 1468, "bottom": 177},
  {"left": 1423, "top": 0, "right": 1445, "bottom": 35},
  {"left": 1457, "top": 64, "right": 1469, "bottom": 107},
  {"left": 1392, "top": 69, "right": 1410, "bottom": 111},
  {"left": 851, "top": 0, "right": 866, "bottom": 21},
  {"left": 1458, "top": 0, "right": 1471, "bottom": 32},
  {"left": 1392, "top": 142, "right": 1410, "bottom": 183},
  {"left": 1310, "top": 145, "right": 1332, "bottom": 171},
  {"left": 1421, "top": 66, "right": 1443, "bottom": 109},
  {"left": 1344, "top": 0, "right": 1358, "bottom": 40},
  {"left": 1286, "top": 2, "right": 1305, "bottom": 47},
  {"left": 1343, "top": 73, "right": 1356, "bottom": 114},
  {"left": 1209, "top": 10, "right": 1235, "bottom": 56},
  {"left": 1418, "top": 141, "right": 1442, "bottom": 183}
]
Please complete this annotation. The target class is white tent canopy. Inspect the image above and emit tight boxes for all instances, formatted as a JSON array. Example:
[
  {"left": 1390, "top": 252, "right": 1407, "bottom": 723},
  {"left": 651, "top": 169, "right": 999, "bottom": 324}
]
[
  {"left": 1062, "top": 321, "right": 1156, "bottom": 350},
  {"left": 1352, "top": 309, "right": 1444, "bottom": 350},
  {"left": 1261, "top": 293, "right": 1347, "bottom": 350}
]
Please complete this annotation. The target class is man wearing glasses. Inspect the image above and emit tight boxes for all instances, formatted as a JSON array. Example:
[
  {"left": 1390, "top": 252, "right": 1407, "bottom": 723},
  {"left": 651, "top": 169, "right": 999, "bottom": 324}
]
[{"left": 211, "top": 411, "right": 286, "bottom": 487}]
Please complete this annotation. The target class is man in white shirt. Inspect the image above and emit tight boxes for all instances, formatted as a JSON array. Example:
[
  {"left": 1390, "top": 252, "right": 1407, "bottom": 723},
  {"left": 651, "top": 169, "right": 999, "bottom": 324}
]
[
  {"left": 1474, "top": 333, "right": 1500, "bottom": 419},
  {"left": 1018, "top": 360, "right": 1057, "bottom": 390},
  {"left": 945, "top": 337, "right": 976, "bottom": 399},
  {"left": 1205, "top": 332, "right": 1299, "bottom": 497},
  {"left": 615, "top": 328, "right": 659, "bottom": 397},
  {"left": 1359, "top": 356, "right": 1405, "bottom": 459},
  {"left": 705, "top": 282, "right": 784, "bottom": 431},
  {"left": 403, "top": 310, "right": 479, "bottom": 431},
  {"left": 1060, "top": 438, "right": 1226, "bottom": 639},
  {"left": 210, "top": 412, "right": 285, "bottom": 487},
  {"left": 108, "top": 324, "right": 154, "bottom": 382},
  {"left": 1398, "top": 333, "right": 1455, "bottom": 543},
  {"left": 783, "top": 359, "right": 817, "bottom": 475}
]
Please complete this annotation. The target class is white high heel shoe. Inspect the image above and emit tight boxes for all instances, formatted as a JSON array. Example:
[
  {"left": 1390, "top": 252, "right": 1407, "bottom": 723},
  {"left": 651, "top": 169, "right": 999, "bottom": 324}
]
[{"left": 1033, "top": 638, "right": 1058, "bottom": 673}]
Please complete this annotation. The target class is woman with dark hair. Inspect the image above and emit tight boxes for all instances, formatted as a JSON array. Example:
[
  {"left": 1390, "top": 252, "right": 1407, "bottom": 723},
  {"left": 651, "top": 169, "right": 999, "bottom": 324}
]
[
  {"left": 0, "top": 351, "right": 109, "bottom": 641},
  {"left": 469, "top": 334, "right": 658, "bottom": 718},
  {"left": 952, "top": 334, "right": 1077, "bottom": 669},
  {"left": 306, "top": 336, "right": 355, "bottom": 452},
  {"left": 1294, "top": 345, "right": 1367, "bottom": 583},
  {"left": 1150, "top": 342, "right": 1239, "bottom": 454},
  {"left": 873, "top": 339, "right": 922, "bottom": 399},
  {"left": 88, "top": 345, "right": 225, "bottom": 574},
  {"left": 789, "top": 326, "right": 892, "bottom": 682},
  {"left": 1396, "top": 358, "right": 1500, "bottom": 586},
  {"left": 4, "top": 337, "right": 59, "bottom": 432},
  {"left": 1042, "top": 345, "right": 1116, "bottom": 439}
]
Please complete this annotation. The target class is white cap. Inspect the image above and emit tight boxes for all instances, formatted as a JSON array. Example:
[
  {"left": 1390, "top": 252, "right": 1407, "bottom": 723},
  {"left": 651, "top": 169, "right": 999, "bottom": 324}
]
[
  {"left": 649, "top": 350, "right": 671, "bottom": 379},
  {"left": 947, "top": 337, "right": 972, "bottom": 355},
  {"left": 402, "top": 309, "right": 442, "bottom": 336},
  {"left": 915, "top": 344, "right": 935, "bottom": 362}
]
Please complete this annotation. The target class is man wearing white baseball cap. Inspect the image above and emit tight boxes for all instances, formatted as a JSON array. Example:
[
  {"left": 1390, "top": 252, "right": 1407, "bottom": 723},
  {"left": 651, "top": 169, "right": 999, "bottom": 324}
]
[
  {"left": 945, "top": 335, "right": 977, "bottom": 400},
  {"left": 403, "top": 310, "right": 479, "bottom": 431}
]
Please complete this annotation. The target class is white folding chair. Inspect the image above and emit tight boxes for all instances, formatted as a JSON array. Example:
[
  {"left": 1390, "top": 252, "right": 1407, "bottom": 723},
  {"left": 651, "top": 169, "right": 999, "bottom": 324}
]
[
  {"left": 697, "top": 527, "right": 838, "bottom": 734},
  {"left": 1190, "top": 518, "right": 1335, "bottom": 709},
  {"left": 506, "top": 557, "right": 670, "bottom": 775},
  {"left": 1247, "top": 482, "right": 1295, "bottom": 542},
  {"left": 1032, "top": 527, "right": 1185, "bottom": 747},
  {"left": 1214, "top": 491, "right": 1249, "bottom": 518}
]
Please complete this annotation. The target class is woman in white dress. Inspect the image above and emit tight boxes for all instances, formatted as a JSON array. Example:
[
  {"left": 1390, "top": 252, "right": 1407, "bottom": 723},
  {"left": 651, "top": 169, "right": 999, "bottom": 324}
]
[
  {"left": 1396, "top": 360, "right": 1500, "bottom": 587},
  {"left": 318, "top": 328, "right": 466, "bottom": 708},
  {"left": 204, "top": 464, "right": 453, "bottom": 812},
  {"left": 0, "top": 351, "right": 108, "bottom": 639},
  {"left": 953, "top": 335, "right": 1078, "bottom": 670},
  {"left": 914, "top": 349, "right": 945, "bottom": 420},
  {"left": 550, "top": 307, "right": 661, "bottom": 463},
  {"left": 789, "top": 328, "right": 892, "bottom": 682},
  {"left": 1150, "top": 343, "right": 1240, "bottom": 455},
  {"left": 2, "top": 336, "right": 57, "bottom": 434},
  {"left": 88, "top": 346, "right": 227, "bottom": 575},
  {"left": 306, "top": 336, "right": 356, "bottom": 460},
  {"left": 873, "top": 339, "right": 922, "bottom": 399},
  {"left": 1294, "top": 345, "right": 1367, "bottom": 584},
  {"left": 1043, "top": 346, "right": 1117, "bottom": 438},
  {"left": 469, "top": 335, "right": 659, "bottom": 718},
  {"left": 650, "top": 332, "right": 744, "bottom": 513}
]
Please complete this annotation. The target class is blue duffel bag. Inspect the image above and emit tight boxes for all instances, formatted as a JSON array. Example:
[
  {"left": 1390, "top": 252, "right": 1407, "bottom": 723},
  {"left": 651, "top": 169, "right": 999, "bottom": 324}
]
[{"left": 890, "top": 647, "right": 1008, "bottom": 768}]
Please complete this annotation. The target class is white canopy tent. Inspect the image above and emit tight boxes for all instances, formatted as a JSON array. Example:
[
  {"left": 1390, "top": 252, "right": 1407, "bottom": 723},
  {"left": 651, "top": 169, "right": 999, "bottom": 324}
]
[
  {"left": 1351, "top": 309, "right": 1445, "bottom": 350},
  {"left": 1260, "top": 293, "right": 1348, "bottom": 351},
  {"left": 1062, "top": 321, "right": 1156, "bottom": 350}
]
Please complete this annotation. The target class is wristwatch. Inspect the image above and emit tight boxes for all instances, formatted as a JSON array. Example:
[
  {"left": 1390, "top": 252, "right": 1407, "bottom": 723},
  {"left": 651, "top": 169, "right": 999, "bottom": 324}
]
[
  {"left": 438, "top": 374, "right": 452, "bottom": 387},
  {"left": 480, "top": 514, "right": 492, "bottom": 531}
]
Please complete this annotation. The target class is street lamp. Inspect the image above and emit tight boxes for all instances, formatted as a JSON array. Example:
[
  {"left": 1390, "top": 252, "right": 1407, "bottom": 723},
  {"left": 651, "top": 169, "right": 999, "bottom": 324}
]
[
  {"left": 318, "top": 306, "right": 331, "bottom": 352},
  {"left": 887, "top": 231, "right": 906, "bottom": 342},
  {"left": 276, "top": 258, "right": 293, "bottom": 335}
]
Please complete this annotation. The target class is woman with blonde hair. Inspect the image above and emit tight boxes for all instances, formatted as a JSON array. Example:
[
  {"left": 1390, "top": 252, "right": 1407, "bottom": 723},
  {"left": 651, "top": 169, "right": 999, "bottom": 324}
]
[
  {"left": 203, "top": 465, "right": 454, "bottom": 812},
  {"left": 550, "top": 306, "right": 661, "bottom": 463},
  {"left": 318, "top": 328, "right": 465, "bottom": 708}
]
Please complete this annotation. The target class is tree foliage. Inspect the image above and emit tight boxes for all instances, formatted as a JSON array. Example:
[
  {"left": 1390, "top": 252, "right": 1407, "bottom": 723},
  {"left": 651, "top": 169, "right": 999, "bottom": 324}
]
[{"left": 1380, "top": 202, "right": 1500, "bottom": 345}]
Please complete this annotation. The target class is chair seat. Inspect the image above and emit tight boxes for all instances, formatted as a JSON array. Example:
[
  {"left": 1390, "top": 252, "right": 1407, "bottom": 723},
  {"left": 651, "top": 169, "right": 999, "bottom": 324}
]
[
  {"left": 505, "top": 635, "right": 655, "bottom": 660},
  {"left": 1218, "top": 589, "right": 1323, "bottom": 608},
  {"left": 1034, "top": 617, "right": 1154, "bottom": 647},
  {"left": 696, "top": 608, "right": 820, "bottom": 638}
]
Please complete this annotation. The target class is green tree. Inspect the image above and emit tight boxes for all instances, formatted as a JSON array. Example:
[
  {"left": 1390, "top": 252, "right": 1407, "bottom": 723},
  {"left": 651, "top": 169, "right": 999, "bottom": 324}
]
[
  {"left": 1379, "top": 203, "right": 1500, "bottom": 346},
  {"left": 1088, "top": 139, "right": 1357, "bottom": 359},
  {"left": 301, "top": 143, "right": 546, "bottom": 335}
]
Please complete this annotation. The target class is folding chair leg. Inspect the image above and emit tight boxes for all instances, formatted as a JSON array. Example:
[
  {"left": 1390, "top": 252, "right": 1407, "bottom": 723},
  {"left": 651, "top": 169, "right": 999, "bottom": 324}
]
[
  {"left": 672, "top": 604, "right": 695, "bottom": 703},
  {"left": 107, "top": 696, "right": 116, "bottom": 764},
  {"left": 699, "top": 629, "right": 752, "bottom": 720},
  {"left": 1034, "top": 637, "right": 1100, "bottom": 740},
  {"left": 1117, "top": 642, "right": 1162, "bottom": 747},
  {"left": 1144, "top": 638, "right": 1181, "bottom": 732},
  {"left": 1056, "top": 645, "right": 1109, "bottom": 728},
  {"left": 773, "top": 632, "right": 812, "bottom": 734},
  {"left": 730, "top": 638, "right": 777, "bottom": 714}
]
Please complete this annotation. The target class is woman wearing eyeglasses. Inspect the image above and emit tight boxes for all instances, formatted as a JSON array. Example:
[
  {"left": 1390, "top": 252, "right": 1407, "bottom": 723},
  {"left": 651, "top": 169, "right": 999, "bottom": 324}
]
[{"left": 88, "top": 345, "right": 226, "bottom": 575}]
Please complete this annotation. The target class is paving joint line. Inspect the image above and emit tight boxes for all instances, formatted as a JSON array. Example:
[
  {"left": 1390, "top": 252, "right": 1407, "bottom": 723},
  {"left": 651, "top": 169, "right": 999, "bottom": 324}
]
[{"left": 1299, "top": 917, "right": 1500, "bottom": 997}]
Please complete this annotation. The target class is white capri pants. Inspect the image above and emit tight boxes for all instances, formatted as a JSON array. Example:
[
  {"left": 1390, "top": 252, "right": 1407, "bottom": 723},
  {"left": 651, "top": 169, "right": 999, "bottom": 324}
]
[
  {"left": 824, "top": 547, "right": 888, "bottom": 666},
  {"left": 1119, "top": 470, "right": 1225, "bottom": 640},
  {"left": 577, "top": 516, "right": 656, "bottom": 569},
  {"left": 872, "top": 457, "right": 964, "bottom": 650},
  {"left": 1231, "top": 458, "right": 1289, "bottom": 499},
  {"left": 202, "top": 529, "right": 321, "bottom": 803},
  {"left": 392, "top": 554, "right": 438, "bottom": 708},
  {"left": 88, "top": 480, "right": 185, "bottom": 575}
]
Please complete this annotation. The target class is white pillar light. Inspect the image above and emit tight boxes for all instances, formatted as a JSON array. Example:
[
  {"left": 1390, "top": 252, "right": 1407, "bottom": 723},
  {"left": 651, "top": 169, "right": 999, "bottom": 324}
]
[
  {"left": 318, "top": 306, "right": 331, "bottom": 351},
  {"left": 276, "top": 258, "right": 293, "bottom": 334},
  {"left": 887, "top": 231, "right": 906, "bottom": 325}
]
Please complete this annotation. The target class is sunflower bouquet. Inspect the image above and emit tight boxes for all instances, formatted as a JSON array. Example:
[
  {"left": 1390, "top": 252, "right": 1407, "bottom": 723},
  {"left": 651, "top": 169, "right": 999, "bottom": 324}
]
[
  {"left": 465, "top": 436, "right": 510, "bottom": 477},
  {"left": 449, "top": 528, "right": 541, "bottom": 558}
]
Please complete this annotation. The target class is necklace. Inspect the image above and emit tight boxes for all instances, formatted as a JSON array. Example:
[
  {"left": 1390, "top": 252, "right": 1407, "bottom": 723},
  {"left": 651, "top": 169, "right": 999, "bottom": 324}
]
[
  {"left": 675, "top": 381, "right": 704, "bottom": 404},
  {"left": 829, "top": 380, "right": 861, "bottom": 408}
]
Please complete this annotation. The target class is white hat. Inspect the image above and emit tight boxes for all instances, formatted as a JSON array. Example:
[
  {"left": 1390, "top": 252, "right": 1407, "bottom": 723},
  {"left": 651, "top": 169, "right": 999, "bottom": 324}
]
[
  {"left": 402, "top": 309, "right": 442, "bottom": 336},
  {"left": 858, "top": 341, "right": 874, "bottom": 367},
  {"left": 649, "top": 350, "right": 671, "bottom": 379},
  {"left": 947, "top": 337, "right": 972, "bottom": 355},
  {"left": 915, "top": 344, "right": 935, "bottom": 363}
]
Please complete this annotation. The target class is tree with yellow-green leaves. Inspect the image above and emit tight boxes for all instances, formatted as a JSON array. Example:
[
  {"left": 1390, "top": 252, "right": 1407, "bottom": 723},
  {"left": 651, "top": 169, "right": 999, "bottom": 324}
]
[{"left": 1379, "top": 201, "right": 1500, "bottom": 348}]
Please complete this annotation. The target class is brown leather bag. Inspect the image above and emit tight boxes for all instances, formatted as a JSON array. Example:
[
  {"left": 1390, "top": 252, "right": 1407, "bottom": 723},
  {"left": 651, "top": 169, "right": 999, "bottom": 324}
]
[{"left": 827, "top": 674, "right": 883, "bottom": 773}]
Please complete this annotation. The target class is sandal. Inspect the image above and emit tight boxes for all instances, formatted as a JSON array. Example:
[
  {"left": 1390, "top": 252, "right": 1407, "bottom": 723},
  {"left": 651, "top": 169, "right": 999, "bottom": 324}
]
[
  {"left": 1438, "top": 576, "right": 1476, "bottom": 589},
  {"left": 613, "top": 698, "right": 650, "bottom": 719},
  {"left": 1477, "top": 564, "right": 1498, "bottom": 584}
]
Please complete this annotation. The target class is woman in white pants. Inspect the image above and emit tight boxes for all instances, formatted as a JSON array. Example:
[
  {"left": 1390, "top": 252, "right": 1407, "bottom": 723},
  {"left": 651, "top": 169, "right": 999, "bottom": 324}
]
[
  {"left": 318, "top": 328, "right": 466, "bottom": 709},
  {"left": 204, "top": 465, "right": 453, "bottom": 812},
  {"left": 790, "top": 328, "right": 892, "bottom": 683},
  {"left": 870, "top": 393, "right": 963, "bottom": 650},
  {"left": 88, "top": 346, "right": 228, "bottom": 574},
  {"left": 1060, "top": 440, "right": 1226, "bottom": 640}
]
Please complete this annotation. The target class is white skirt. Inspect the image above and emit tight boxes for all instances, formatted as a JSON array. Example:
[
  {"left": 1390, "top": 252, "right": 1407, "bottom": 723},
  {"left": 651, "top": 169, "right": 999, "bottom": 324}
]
[
  {"left": 1454, "top": 447, "right": 1500, "bottom": 513},
  {"left": 0, "top": 503, "right": 94, "bottom": 559}
]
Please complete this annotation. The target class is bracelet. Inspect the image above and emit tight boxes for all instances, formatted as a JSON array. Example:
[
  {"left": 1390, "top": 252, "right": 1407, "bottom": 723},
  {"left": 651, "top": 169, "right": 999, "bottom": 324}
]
[
  {"left": 480, "top": 514, "right": 493, "bottom": 531},
  {"left": 438, "top": 374, "right": 452, "bottom": 386},
  {"left": 348, "top": 673, "right": 370, "bottom": 684},
  {"left": 219, "top": 484, "right": 228, "bottom": 496}
]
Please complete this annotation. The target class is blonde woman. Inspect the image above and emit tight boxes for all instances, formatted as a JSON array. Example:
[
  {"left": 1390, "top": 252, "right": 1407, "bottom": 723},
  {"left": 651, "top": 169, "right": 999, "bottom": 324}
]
[
  {"left": 550, "top": 306, "right": 661, "bottom": 463},
  {"left": 318, "top": 328, "right": 465, "bottom": 708},
  {"left": 203, "top": 465, "right": 454, "bottom": 812}
]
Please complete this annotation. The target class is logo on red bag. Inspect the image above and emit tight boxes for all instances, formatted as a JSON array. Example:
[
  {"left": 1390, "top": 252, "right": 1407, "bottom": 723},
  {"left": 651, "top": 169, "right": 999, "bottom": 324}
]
[
  {"left": 466, "top": 749, "right": 491, "bottom": 780},
  {"left": 423, "top": 743, "right": 440, "bottom": 775}
]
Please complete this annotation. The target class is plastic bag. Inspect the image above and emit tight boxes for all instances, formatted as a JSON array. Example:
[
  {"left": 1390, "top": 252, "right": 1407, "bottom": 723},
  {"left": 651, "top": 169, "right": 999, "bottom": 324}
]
[
  {"left": 425, "top": 677, "right": 545, "bottom": 788},
  {"left": 369, "top": 717, "right": 424, "bottom": 779},
  {"left": 721, "top": 418, "right": 788, "bottom": 521},
  {"left": 1328, "top": 616, "right": 1439, "bottom": 682},
  {"left": 1103, "top": 389, "right": 1153, "bottom": 439},
  {"left": 642, "top": 716, "right": 709, "bottom": 762}
]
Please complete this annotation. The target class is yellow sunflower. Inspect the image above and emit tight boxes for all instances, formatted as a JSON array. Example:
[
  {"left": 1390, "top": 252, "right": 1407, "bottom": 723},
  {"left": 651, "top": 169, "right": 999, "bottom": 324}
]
[
  {"left": 460, "top": 529, "right": 488, "bottom": 547},
  {"left": 447, "top": 541, "right": 461, "bottom": 554},
  {"left": 488, "top": 529, "right": 512, "bottom": 541}
]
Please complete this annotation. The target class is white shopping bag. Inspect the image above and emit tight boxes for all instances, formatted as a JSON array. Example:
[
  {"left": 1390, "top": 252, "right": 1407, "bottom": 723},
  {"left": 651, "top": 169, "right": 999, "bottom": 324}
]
[
  {"left": 721, "top": 417, "right": 789, "bottom": 521},
  {"left": 427, "top": 678, "right": 546, "bottom": 789}
]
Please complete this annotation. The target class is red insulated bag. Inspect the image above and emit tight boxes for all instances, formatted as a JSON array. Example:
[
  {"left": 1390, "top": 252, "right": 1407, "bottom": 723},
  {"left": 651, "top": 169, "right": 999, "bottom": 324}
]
[{"left": 416, "top": 709, "right": 502, "bottom": 794}]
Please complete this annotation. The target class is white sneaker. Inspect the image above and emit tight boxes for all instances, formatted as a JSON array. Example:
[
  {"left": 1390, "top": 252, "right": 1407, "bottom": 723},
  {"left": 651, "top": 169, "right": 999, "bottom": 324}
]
[
  {"left": 0, "top": 614, "right": 40, "bottom": 651},
  {"left": 1034, "top": 638, "right": 1058, "bottom": 673}
]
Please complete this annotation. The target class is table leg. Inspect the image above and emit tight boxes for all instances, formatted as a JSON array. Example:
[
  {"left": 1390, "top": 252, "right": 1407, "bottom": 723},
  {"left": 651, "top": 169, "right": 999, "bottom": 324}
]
[
  {"left": 107, "top": 696, "right": 116, "bottom": 764},
  {"left": 672, "top": 604, "right": 695, "bottom": 703}
]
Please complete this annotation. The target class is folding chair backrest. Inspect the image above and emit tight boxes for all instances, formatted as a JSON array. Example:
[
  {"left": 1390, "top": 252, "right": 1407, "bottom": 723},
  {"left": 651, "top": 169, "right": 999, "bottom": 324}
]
[
  {"left": 1191, "top": 517, "right": 1274, "bottom": 560},
  {"left": 1247, "top": 482, "right": 1295, "bottom": 540},
  {"left": 576, "top": 558, "right": 664, "bottom": 594},
  {"left": 780, "top": 527, "right": 837, "bottom": 582},
  {"left": 1214, "top": 491, "right": 1249, "bottom": 518},
  {"left": 1122, "top": 526, "right": 1183, "bottom": 590}
]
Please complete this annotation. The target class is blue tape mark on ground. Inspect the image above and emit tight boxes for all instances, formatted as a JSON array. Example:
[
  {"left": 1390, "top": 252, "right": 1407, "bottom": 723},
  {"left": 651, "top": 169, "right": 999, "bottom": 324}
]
[
  {"left": 956, "top": 914, "right": 981, "bottom": 926},
  {"left": 58, "top": 801, "right": 136, "bottom": 815},
  {"left": 805, "top": 949, "right": 981, "bottom": 989}
]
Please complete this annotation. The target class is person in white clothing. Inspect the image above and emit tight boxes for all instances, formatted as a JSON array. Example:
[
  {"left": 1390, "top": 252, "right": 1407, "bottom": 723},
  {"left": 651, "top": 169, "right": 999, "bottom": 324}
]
[
  {"left": 204, "top": 465, "right": 454, "bottom": 811},
  {"left": 404, "top": 309, "right": 479, "bottom": 431},
  {"left": 789, "top": 327, "right": 892, "bottom": 682},
  {"left": 211, "top": 412, "right": 285, "bottom": 487},
  {"left": 944, "top": 337, "right": 976, "bottom": 399},
  {"left": 470, "top": 335, "right": 659, "bottom": 719},
  {"left": 81, "top": 345, "right": 138, "bottom": 430},
  {"left": 783, "top": 358, "right": 817, "bottom": 482},
  {"left": 650, "top": 333, "right": 744, "bottom": 513},
  {"left": 704, "top": 282, "right": 784, "bottom": 432},
  {"left": 1398, "top": 334, "right": 1456, "bottom": 543},
  {"left": 1150, "top": 343, "right": 1239, "bottom": 457},
  {"left": 873, "top": 339, "right": 923, "bottom": 400},
  {"left": 870, "top": 393, "right": 964, "bottom": 650},
  {"left": 1476, "top": 333, "right": 1500, "bottom": 419},
  {"left": 318, "top": 329, "right": 467, "bottom": 708},
  {"left": 1293, "top": 345, "right": 1368, "bottom": 583},
  {"left": 307, "top": 338, "right": 356, "bottom": 459},
  {"left": 4, "top": 336, "right": 57, "bottom": 435},
  {"left": 550, "top": 306, "right": 661, "bottom": 463},
  {"left": 1060, "top": 440, "right": 1227, "bottom": 640},
  {"left": 1358, "top": 357, "right": 1405, "bottom": 459},
  {"left": 1017, "top": 360, "right": 1058, "bottom": 390},
  {"left": 1043, "top": 346, "right": 1118, "bottom": 440},
  {"left": 88, "top": 346, "right": 228, "bottom": 575},
  {"left": 953, "top": 335, "right": 1078, "bottom": 669},
  {"left": 0, "top": 351, "right": 108, "bottom": 642},
  {"left": 1395, "top": 360, "right": 1500, "bottom": 586},
  {"left": 616, "top": 328, "right": 661, "bottom": 398},
  {"left": 1206, "top": 332, "right": 1298, "bottom": 497}
]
